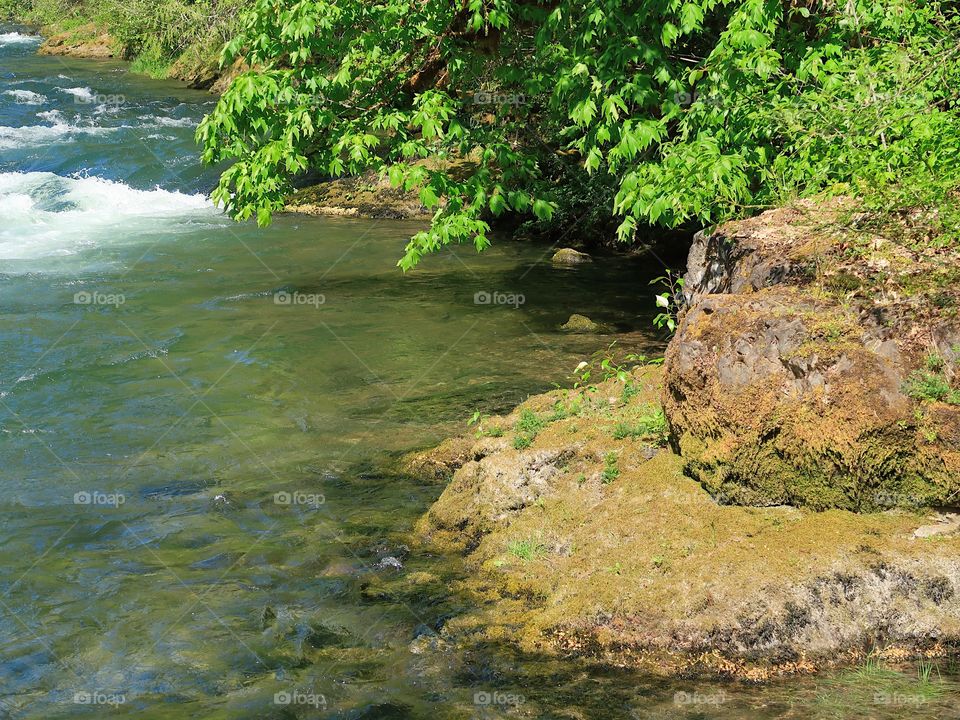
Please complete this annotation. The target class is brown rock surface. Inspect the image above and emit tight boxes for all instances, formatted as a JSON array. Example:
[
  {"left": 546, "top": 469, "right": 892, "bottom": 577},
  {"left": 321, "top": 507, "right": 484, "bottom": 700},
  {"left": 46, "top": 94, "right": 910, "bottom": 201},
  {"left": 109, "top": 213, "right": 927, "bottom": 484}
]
[{"left": 664, "top": 202, "right": 960, "bottom": 511}]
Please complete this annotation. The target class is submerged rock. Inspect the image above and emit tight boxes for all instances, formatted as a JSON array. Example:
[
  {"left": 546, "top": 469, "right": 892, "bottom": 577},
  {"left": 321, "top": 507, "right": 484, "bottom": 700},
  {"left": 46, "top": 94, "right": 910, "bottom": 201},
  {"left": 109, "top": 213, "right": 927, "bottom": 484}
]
[
  {"left": 551, "top": 248, "right": 592, "bottom": 266},
  {"left": 664, "top": 203, "right": 960, "bottom": 511},
  {"left": 560, "top": 314, "right": 602, "bottom": 333},
  {"left": 376, "top": 556, "right": 404, "bottom": 571}
]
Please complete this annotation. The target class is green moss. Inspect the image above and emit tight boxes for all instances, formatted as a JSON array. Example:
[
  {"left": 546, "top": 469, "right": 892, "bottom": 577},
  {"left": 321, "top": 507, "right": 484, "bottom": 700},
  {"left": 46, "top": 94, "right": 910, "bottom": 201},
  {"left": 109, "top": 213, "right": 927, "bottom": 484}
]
[
  {"left": 414, "top": 367, "right": 960, "bottom": 676},
  {"left": 824, "top": 271, "right": 862, "bottom": 293}
]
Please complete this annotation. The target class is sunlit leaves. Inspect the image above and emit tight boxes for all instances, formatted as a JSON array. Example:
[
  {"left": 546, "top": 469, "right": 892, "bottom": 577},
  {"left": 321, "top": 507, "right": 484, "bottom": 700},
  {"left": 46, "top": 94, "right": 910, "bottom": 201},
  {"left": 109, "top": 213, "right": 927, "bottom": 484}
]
[{"left": 199, "top": 0, "right": 960, "bottom": 263}]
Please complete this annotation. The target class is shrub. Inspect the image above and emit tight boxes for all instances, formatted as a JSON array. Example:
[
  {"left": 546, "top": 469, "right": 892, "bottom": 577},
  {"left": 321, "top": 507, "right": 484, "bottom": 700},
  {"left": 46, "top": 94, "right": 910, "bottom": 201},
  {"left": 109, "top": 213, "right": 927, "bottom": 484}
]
[{"left": 198, "top": 1, "right": 960, "bottom": 267}]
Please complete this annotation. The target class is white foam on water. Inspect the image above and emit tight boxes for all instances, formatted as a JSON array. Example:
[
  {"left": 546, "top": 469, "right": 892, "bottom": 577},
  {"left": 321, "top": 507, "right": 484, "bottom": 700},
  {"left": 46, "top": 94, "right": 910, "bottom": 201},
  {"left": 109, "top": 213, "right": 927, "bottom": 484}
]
[
  {"left": 139, "top": 115, "right": 196, "bottom": 129},
  {"left": 0, "top": 172, "right": 221, "bottom": 260},
  {"left": 0, "top": 32, "right": 41, "bottom": 46},
  {"left": 60, "top": 87, "right": 96, "bottom": 102},
  {"left": 0, "top": 113, "right": 123, "bottom": 150},
  {"left": 4, "top": 89, "right": 46, "bottom": 105}
]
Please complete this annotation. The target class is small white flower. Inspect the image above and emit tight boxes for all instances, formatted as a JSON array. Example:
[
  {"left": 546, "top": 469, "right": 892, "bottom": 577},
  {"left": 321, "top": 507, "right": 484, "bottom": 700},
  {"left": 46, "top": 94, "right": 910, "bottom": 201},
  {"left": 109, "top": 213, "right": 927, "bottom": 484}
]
[
  {"left": 575, "top": 361, "right": 588, "bottom": 372},
  {"left": 655, "top": 294, "right": 670, "bottom": 308}
]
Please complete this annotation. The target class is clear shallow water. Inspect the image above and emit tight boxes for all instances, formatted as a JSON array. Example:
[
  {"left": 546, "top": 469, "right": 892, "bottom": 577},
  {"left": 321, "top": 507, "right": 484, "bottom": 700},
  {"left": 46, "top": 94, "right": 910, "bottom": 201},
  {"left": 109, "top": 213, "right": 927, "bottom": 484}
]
[{"left": 1, "top": 26, "right": 959, "bottom": 720}]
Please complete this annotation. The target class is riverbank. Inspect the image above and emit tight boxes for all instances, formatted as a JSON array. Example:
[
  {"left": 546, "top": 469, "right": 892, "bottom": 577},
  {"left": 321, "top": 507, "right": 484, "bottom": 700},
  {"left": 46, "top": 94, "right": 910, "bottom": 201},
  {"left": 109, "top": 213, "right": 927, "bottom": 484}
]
[
  {"left": 1, "top": 2, "right": 238, "bottom": 89},
  {"left": 405, "top": 365, "right": 960, "bottom": 679},
  {"left": 36, "top": 22, "right": 237, "bottom": 91},
  {"left": 405, "top": 201, "right": 960, "bottom": 679}
]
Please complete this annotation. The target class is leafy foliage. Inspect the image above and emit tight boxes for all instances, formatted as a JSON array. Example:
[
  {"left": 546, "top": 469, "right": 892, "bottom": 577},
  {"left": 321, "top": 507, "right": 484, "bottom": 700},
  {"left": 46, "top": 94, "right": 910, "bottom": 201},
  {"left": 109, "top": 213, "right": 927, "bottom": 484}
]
[{"left": 186, "top": 1, "right": 960, "bottom": 267}]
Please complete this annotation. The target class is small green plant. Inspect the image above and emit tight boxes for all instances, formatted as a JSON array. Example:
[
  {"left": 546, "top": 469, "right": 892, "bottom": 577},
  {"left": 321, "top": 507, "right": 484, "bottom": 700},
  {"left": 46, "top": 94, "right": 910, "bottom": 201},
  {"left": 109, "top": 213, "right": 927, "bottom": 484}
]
[
  {"left": 515, "top": 409, "right": 546, "bottom": 435},
  {"left": 513, "top": 434, "right": 532, "bottom": 450},
  {"left": 571, "top": 345, "right": 664, "bottom": 394},
  {"left": 468, "top": 411, "right": 504, "bottom": 438},
  {"left": 611, "top": 407, "right": 669, "bottom": 445},
  {"left": 925, "top": 353, "right": 946, "bottom": 372},
  {"left": 620, "top": 381, "right": 640, "bottom": 403},
  {"left": 917, "top": 659, "right": 940, "bottom": 685},
  {"left": 571, "top": 360, "right": 593, "bottom": 389},
  {"left": 513, "top": 408, "right": 546, "bottom": 449},
  {"left": 549, "top": 397, "right": 581, "bottom": 421},
  {"left": 847, "top": 653, "right": 895, "bottom": 682},
  {"left": 601, "top": 452, "right": 620, "bottom": 484},
  {"left": 903, "top": 370, "right": 960, "bottom": 404},
  {"left": 507, "top": 538, "right": 546, "bottom": 561},
  {"left": 651, "top": 271, "right": 685, "bottom": 334},
  {"left": 903, "top": 352, "right": 960, "bottom": 404}
]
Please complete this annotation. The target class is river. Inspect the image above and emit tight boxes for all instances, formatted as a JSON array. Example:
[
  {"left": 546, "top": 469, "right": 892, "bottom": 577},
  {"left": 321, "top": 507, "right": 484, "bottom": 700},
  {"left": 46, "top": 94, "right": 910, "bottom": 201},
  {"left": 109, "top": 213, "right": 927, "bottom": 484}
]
[{"left": 2, "top": 25, "right": 960, "bottom": 720}]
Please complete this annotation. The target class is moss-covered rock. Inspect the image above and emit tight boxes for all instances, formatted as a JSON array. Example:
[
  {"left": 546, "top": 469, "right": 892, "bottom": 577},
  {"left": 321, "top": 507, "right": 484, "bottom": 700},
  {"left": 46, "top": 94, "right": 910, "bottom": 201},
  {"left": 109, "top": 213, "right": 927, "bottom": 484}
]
[
  {"left": 411, "top": 367, "right": 960, "bottom": 677},
  {"left": 560, "top": 313, "right": 606, "bottom": 333},
  {"left": 551, "top": 248, "right": 592, "bottom": 266},
  {"left": 664, "top": 203, "right": 960, "bottom": 511},
  {"left": 285, "top": 172, "right": 433, "bottom": 220}
]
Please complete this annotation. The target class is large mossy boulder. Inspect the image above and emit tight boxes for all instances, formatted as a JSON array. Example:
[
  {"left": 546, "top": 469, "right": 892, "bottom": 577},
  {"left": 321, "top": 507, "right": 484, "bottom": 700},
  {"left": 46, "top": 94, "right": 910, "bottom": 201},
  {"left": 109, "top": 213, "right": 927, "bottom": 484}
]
[{"left": 663, "top": 203, "right": 960, "bottom": 511}]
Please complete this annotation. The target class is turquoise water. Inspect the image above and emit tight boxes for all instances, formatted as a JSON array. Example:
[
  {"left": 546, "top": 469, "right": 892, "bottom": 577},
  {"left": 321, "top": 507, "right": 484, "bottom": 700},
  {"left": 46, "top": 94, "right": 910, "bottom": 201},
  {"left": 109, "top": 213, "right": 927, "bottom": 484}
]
[{"left": 1, "top": 26, "right": 959, "bottom": 719}]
